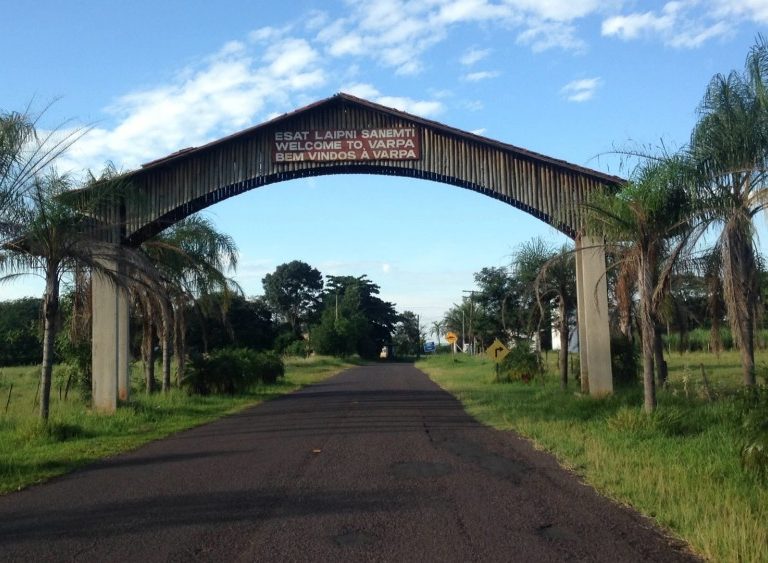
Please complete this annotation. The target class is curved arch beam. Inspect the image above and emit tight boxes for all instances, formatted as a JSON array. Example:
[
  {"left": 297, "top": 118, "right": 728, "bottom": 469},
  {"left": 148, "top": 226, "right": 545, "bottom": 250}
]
[{"left": 126, "top": 164, "right": 570, "bottom": 245}]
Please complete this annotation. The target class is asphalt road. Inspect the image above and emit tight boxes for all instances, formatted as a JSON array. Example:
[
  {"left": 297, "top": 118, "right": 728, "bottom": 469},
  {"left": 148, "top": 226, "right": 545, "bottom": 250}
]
[{"left": 0, "top": 363, "right": 698, "bottom": 562}]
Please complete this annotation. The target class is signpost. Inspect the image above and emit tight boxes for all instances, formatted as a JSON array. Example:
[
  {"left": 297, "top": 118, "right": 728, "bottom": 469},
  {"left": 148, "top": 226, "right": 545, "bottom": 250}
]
[
  {"left": 485, "top": 338, "right": 509, "bottom": 362},
  {"left": 424, "top": 341, "right": 436, "bottom": 353},
  {"left": 445, "top": 332, "right": 458, "bottom": 356},
  {"left": 485, "top": 338, "right": 509, "bottom": 382},
  {"left": 445, "top": 332, "right": 458, "bottom": 344}
]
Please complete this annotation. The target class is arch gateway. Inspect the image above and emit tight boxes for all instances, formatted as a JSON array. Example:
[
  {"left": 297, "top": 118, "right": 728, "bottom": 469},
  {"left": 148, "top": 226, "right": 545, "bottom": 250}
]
[{"left": 88, "top": 93, "right": 621, "bottom": 411}]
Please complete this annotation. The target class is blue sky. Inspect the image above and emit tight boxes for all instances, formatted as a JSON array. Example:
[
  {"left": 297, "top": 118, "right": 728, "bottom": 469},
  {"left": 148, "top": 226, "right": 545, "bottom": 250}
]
[{"left": 2, "top": 0, "right": 767, "bottom": 330}]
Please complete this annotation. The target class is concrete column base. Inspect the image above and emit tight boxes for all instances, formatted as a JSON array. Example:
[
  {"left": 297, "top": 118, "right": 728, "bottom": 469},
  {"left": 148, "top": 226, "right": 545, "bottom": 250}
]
[
  {"left": 576, "top": 235, "right": 613, "bottom": 396},
  {"left": 92, "top": 265, "right": 130, "bottom": 412}
]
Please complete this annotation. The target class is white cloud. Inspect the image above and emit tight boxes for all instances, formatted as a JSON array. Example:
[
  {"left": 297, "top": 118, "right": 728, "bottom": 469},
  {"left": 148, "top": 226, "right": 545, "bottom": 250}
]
[
  {"left": 507, "top": 0, "right": 605, "bottom": 22},
  {"left": 342, "top": 82, "right": 381, "bottom": 99},
  {"left": 434, "top": 0, "right": 515, "bottom": 24},
  {"left": 463, "top": 70, "right": 501, "bottom": 81},
  {"left": 470, "top": 127, "right": 487, "bottom": 135},
  {"left": 712, "top": 0, "right": 768, "bottom": 23},
  {"left": 263, "top": 38, "right": 319, "bottom": 76},
  {"left": 560, "top": 77, "right": 602, "bottom": 102},
  {"left": 600, "top": 0, "right": 765, "bottom": 48},
  {"left": 460, "top": 47, "right": 491, "bottom": 66},
  {"left": 342, "top": 83, "right": 444, "bottom": 116},
  {"left": 463, "top": 100, "right": 485, "bottom": 111},
  {"left": 315, "top": 0, "right": 606, "bottom": 77},
  {"left": 57, "top": 36, "right": 329, "bottom": 173},
  {"left": 517, "top": 21, "right": 586, "bottom": 53},
  {"left": 376, "top": 96, "right": 444, "bottom": 117}
]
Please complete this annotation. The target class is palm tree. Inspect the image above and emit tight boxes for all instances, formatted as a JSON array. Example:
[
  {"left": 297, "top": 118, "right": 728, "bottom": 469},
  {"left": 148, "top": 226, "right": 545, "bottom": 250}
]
[
  {"left": 141, "top": 216, "right": 239, "bottom": 390},
  {"left": 1, "top": 107, "right": 84, "bottom": 250},
  {"left": 1, "top": 172, "right": 165, "bottom": 420},
  {"left": 512, "top": 238, "right": 553, "bottom": 348},
  {"left": 690, "top": 36, "right": 768, "bottom": 386},
  {"left": 430, "top": 320, "right": 444, "bottom": 345},
  {"left": 531, "top": 242, "right": 577, "bottom": 390},
  {"left": 583, "top": 156, "right": 697, "bottom": 412}
]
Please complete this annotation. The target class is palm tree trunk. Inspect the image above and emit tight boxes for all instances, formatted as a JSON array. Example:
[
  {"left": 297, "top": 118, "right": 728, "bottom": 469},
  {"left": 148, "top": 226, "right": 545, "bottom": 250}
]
[
  {"left": 639, "top": 256, "right": 657, "bottom": 413},
  {"left": 558, "top": 298, "right": 568, "bottom": 390},
  {"left": 40, "top": 264, "right": 60, "bottom": 421},
  {"left": 653, "top": 325, "right": 667, "bottom": 387},
  {"left": 142, "top": 305, "right": 156, "bottom": 394},
  {"left": 173, "top": 303, "right": 185, "bottom": 386},
  {"left": 724, "top": 228, "right": 757, "bottom": 386},
  {"left": 161, "top": 320, "right": 171, "bottom": 393}
]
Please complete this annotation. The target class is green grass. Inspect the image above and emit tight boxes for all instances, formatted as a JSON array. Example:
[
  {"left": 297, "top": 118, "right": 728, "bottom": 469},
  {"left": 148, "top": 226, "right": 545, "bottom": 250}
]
[
  {"left": 0, "top": 356, "right": 355, "bottom": 495},
  {"left": 416, "top": 351, "right": 768, "bottom": 563}
]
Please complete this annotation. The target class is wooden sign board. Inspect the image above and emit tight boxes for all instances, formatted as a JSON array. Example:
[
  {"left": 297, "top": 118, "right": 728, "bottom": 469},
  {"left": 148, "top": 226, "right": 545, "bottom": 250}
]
[{"left": 273, "top": 127, "right": 421, "bottom": 163}]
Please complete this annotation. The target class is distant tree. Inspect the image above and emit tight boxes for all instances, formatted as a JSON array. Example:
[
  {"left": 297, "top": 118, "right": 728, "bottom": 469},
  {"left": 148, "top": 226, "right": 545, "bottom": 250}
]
[
  {"left": 393, "top": 311, "right": 422, "bottom": 356},
  {"left": 0, "top": 297, "right": 42, "bottom": 365},
  {"left": 512, "top": 238, "right": 556, "bottom": 348},
  {"left": 312, "top": 284, "right": 370, "bottom": 357},
  {"left": 430, "top": 320, "right": 444, "bottom": 345},
  {"left": 186, "top": 294, "right": 277, "bottom": 353},
  {"left": 312, "top": 275, "right": 398, "bottom": 358},
  {"left": 443, "top": 298, "right": 495, "bottom": 352},
  {"left": 473, "top": 266, "right": 525, "bottom": 341},
  {"left": 262, "top": 260, "right": 323, "bottom": 335}
]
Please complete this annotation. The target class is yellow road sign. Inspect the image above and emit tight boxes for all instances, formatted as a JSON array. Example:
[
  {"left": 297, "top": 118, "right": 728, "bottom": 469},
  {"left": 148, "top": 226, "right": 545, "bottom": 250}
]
[
  {"left": 445, "top": 331, "right": 458, "bottom": 344},
  {"left": 486, "top": 338, "right": 509, "bottom": 363}
]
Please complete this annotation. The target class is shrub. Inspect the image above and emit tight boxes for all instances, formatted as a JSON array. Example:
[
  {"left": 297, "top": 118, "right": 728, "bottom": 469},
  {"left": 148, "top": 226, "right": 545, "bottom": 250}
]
[
  {"left": 737, "top": 386, "right": 768, "bottom": 482},
  {"left": 498, "top": 340, "right": 542, "bottom": 382},
  {"left": 274, "top": 330, "right": 301, "bottom": 354},
  {"left": 611, "top": 334, "right": 639, "bottom": 386},
  {"left": 55, "top": 331, "right": 92, "bottom": 399},
  {"left": 283, "top": 339, "right": 310, "bottom": 358},
  {"left": 183, "top": 348, "right": 285, "bottom": 395},
  {"left": 249, "top": 351, "right": 285, "bottom": 384}
]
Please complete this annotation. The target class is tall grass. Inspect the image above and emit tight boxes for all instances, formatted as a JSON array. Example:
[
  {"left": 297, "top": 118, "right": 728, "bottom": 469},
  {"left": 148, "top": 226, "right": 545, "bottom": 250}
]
[
  {"left": 663, "top": 327, "right": 768, "bottom": 353},
  {"left": 416, "top": 351, "right": 768, "bottom": 562},
  {"left": 0, "top": 356, "right": 354, "bottom": 494}
]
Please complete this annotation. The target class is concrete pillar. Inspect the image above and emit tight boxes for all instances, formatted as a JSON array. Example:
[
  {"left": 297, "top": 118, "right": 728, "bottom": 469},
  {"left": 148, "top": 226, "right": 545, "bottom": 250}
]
[
  {"left": 574, "top": 240, "right": 589, "bottom": 393},
  {"left": 92, "top": 265, "right": 130, "bottom": 412},
  {"left": 575, "top": 235, "right": 613, "bottom": 396}
]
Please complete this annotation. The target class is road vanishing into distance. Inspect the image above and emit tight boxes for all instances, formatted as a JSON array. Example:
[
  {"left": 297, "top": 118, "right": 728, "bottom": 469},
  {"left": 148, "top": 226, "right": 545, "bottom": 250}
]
[{"left": 0, "top": 363, "right": 698, "bottom": 562}]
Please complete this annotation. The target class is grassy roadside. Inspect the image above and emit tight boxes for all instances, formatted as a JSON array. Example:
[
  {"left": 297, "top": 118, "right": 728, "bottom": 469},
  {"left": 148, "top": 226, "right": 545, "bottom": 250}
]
[
  {"left": 416, "top": 352, "right": 768, "bottom": 563},
  {"left": 0, "top": 356, "right": 355, "bottom": 495}
]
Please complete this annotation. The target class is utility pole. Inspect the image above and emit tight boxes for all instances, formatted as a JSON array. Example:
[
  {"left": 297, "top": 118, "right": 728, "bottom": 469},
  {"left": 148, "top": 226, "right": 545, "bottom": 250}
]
[
  {"left": 416, "top": 314, "right": 420, "bottom": 359},
  {"left": 463, "top": 290, "right": 476, "bottom": 355}
]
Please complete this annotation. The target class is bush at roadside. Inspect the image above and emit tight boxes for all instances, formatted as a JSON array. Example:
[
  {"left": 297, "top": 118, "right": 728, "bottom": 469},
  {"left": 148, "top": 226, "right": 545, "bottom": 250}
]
[{"left": 183, "top": 348, "right": 285, "bottom": 395}]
